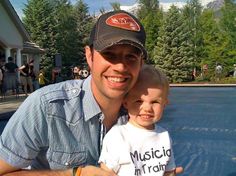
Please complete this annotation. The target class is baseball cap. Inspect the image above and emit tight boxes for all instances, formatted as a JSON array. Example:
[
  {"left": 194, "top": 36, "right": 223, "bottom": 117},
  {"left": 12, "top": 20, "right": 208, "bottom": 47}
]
[{"left": 89, "top": 10, "right": 147, "bottom": 59}]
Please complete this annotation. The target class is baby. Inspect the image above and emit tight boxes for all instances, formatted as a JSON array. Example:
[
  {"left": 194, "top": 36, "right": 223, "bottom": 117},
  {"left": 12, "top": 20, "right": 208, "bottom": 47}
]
[{"left": 99, "top": 65, "right": 176, "bottom": 176}]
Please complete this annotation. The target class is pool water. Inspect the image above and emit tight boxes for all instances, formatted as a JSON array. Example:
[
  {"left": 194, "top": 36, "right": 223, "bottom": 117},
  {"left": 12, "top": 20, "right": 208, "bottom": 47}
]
[
  {"left": 159, "top": 87, "right": 236, "bottom": 176},
  {"left": 0, "top": 87, "right": 236, "bottom": 175}
]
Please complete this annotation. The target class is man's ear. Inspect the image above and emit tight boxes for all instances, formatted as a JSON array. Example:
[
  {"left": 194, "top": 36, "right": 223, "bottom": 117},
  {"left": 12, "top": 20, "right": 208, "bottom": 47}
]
[
  {"left": 122, "top": 99, "right": 128, "bottom": 110},
  {"left": 85, "top": 46, "right": 93, "bottom": 69},
  {"left": 141, "top": 58, "right": 144, "bottom": 66}
]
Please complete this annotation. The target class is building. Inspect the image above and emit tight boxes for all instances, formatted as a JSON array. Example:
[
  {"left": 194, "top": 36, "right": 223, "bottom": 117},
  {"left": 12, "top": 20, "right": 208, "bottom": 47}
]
[{"left": 0, "top": 0, "right": 44, "bottom": 72}]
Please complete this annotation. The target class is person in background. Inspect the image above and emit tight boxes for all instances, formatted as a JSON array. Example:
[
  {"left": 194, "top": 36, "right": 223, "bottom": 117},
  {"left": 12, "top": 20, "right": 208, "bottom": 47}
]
[
  {"left": 215, "top": 63, "right": 223, "bottom": 81},
  {"left": 3, "top": 56, "right": 18, "bottom": 95},
  {"left": 80, "top": 68, "right": 90, "bottom": 79},
  {"left": 0, "top": 10, "right": 183, "bottom": 176},
  {"left": 0, "top": 64, "right": 3, "bottom": 85},
  {"left": 19, "top": 59, "right": 34, "bottom": 95},
  {"left": 0, "top": 59, "right": 4, "bottom": 95},
  {"left": 99, "top": 65, "right": 177, "bottom": 176},
  {"left": 38, "top": 69, "right": 48, "bottom": 88},
  {"left": 233, "top": 64, "right": 236, "bottom": 78},
  {"left": 52, "top": 67, "right": 63, "bottom": 83},
  {"left": 29, "top": 61, "right": 39, "bottom": 90},
  {"left": 73, "top": 65, "right": 82, "bottom": 79}
]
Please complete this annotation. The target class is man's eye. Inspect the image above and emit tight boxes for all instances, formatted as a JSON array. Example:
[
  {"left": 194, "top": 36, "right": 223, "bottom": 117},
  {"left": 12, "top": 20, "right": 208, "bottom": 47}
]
[
  {"left": 135, "top": 100, "right": 142, "bottom": 103},
  {"left": 125, "top": 55, "right": 139, "bottom": 62},
  {"left": 101, "top": 52, "right": 115, "bottom": 59}
]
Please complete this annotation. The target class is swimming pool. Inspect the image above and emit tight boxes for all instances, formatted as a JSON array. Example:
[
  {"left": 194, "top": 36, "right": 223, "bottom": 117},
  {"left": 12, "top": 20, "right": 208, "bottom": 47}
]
[
  {"left": 159, "top": 87, "right": 236, "bottom": 176},
  {"left": 0, "top": 87, "right": 236, "bottom": 175}
]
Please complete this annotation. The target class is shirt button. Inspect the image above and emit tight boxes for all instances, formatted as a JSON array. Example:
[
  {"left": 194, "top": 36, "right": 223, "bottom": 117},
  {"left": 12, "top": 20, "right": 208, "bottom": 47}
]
[
  {"left": 72, "top": 89, "right": 77, "bottom": 94},
  {"left": 65, "top": 162, "right": 69, "bottom": 166}
]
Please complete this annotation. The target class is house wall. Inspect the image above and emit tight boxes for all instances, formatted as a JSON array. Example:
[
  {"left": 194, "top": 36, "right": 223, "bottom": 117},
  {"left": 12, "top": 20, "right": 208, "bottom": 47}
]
[
  {"left": 0, "top": 0, "right": 43, "bottom": 80},
  {"left": 0, "top": 3, "right": 23, "bottom": 49}
]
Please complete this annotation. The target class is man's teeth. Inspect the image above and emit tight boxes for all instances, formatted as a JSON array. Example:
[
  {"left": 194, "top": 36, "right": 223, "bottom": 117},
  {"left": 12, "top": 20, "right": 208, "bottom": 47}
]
[{"left": 107, "top": 77, "right": 126, "bottom": 83}]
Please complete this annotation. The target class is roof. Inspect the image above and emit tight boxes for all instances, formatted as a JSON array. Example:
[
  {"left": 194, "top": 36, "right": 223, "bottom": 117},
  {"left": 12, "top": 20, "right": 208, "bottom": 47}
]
[
  {"left": 22, "top": 42, "right": 45, "bottom": 54},
  {"left": 1, "top": 0, "right": 45, "bottom": 54},
  {"left": 1, "top": 0, "right": 30, "bottom": 41}
]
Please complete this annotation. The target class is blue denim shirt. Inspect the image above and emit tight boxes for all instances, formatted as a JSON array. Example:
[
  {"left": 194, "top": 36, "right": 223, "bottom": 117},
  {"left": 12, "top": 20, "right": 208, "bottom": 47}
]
[{"left": 0, "top": 76, "right": 126, "bottom": 169}]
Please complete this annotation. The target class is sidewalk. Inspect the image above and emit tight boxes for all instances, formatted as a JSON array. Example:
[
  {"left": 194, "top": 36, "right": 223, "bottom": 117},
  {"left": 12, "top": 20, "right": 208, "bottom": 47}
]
[{"left": 0, "top": 94, "right": 26, "bottom": 120}]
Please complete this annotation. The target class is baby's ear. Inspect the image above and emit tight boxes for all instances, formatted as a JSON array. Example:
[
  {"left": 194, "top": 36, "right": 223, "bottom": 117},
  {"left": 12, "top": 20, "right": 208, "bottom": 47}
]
[
  {"left": 166, "top": 98, "right": 170, "bottom": 105},
  {"left": 164, "top": 98, "right": 169, "bottom": 108}
]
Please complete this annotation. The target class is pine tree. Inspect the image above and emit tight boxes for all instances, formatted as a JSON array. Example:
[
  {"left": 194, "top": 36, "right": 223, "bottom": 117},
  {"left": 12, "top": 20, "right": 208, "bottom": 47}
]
[
  {"left": 137, "top": 0, "right": 162, "bottom": 63},
  {"left": 137, "top": 0, "right": 159, "bottom": 20},
  {"left": 52, "top": 0, "right": 82, "bottom": 66},
  {"left": 23, "top": 0, "right": 56, "bottom": 75},
  {"left": 219, "top": 0, "right": 236, "bottom": 71},
  {"left": 153, "top": 5, "right": 194, "bottom": 83},
  {"left": 182, "top": 0, "right": 203, "bottom": 74},
  {"left": 199, "top": 9, "right": 230, "bottom": 76},
  {"left": 74, "top": 0, "right": 93, "bottom": 66},
  {"left": 23, "top": 0, "right": 93, "bottom": 79},
  {"left": 110, "top": 2, "right": 121, "bottom": 10}
]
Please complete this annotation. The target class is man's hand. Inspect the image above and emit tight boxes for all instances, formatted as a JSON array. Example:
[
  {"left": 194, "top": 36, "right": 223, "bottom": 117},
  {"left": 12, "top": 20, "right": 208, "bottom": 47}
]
[
  {"left": 81, "top": 165, "right": 116, "bottom": 176},
  {"left": 2, "top": 166, "right": 116, "bottom": 176}
]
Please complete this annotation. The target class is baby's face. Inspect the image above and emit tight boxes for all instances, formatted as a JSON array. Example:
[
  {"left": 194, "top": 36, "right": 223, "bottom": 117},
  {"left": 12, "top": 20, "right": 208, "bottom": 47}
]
[{"left": 123, "top": 84, "right": 168, "bottom": 130}]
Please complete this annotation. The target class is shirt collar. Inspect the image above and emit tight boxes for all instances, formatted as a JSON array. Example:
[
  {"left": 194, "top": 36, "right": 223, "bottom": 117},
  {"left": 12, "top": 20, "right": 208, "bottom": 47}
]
[{"left": 82, "top": 76, "right": 102, "bottom": 121}]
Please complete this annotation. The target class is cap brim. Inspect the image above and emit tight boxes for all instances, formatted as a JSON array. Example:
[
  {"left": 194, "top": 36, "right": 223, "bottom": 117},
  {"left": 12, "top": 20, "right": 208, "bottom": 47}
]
[{"left": 93, "top": 36, "right": 147, "bottom": 59}]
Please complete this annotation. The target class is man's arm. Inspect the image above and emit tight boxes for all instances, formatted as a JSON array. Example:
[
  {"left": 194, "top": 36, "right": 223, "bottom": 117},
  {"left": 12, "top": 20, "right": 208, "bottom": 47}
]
[
  {"left": 2, "top": 165, "right": 116, "bottom": 176},
  {"left": 3, "top": 169, "right": 70, "bottom": 176},
  {"left": 164, "top": 166, "right": 184, "bottom": 176},
  {"left": 0, "top": 159, "right": 20, "bottom": 175},
  {"left": 164, "top": 170, "right": 176, "bottom": 176}
]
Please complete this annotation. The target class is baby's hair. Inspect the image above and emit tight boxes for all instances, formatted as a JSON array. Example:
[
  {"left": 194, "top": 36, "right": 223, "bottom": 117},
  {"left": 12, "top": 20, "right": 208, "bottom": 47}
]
[{"left": 138, "top": 64, "right": 169, "bottom": 95}]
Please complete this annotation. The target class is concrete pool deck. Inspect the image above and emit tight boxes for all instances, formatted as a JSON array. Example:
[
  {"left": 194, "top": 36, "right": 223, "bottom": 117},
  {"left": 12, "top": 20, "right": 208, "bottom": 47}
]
[{"left": 0, "top": 94, "right": 27, "bottom": 119}]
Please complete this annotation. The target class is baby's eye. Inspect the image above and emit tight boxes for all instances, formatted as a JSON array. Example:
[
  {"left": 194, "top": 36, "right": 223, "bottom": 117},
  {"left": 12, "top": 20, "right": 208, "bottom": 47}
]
[{"left": 152, "top": 100, "right": 160, "bottom": 104}]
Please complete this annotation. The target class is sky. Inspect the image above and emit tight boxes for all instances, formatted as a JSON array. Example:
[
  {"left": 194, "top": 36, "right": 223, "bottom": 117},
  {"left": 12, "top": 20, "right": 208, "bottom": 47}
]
[{"left": 10, "top": 0, "right": 214, "bottom": 19}]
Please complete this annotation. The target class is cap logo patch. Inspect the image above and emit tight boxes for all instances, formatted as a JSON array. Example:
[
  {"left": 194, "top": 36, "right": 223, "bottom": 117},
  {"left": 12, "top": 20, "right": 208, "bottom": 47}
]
[{"left": 106, "top": 13, "right": 140, "bottom": 31}]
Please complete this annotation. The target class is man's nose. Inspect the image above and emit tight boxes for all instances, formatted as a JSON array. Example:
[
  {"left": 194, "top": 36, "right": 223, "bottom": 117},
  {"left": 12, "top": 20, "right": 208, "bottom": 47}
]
[{"left": 113, "top": 57, "right": 128, "bottom": 72}]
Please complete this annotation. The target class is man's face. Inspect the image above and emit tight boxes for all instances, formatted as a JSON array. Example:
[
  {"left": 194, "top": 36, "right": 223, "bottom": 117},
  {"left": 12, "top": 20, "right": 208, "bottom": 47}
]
[{"left": 86, "top": 44, "right": 143, "bottom": 102}]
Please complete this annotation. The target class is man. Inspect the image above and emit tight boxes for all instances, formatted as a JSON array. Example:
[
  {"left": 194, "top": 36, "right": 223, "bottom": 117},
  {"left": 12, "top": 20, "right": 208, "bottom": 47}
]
[
  {"left": 18, "top": 59, "right": 34, "bottom": 95},
  {"left": 2, "top": 57, "right": 18, "bottom": 95},
  {"left": 0, "top": 58, "right": 5, "bottom": 95},
  {"left": 0, "top": 10, "right": 182, "bottom": 176}
]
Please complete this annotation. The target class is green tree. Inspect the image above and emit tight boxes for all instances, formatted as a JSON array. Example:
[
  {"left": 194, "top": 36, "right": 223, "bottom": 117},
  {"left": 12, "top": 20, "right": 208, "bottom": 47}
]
[
  {"left": 153, "top": 5, "right": 194, "bottom": 83},
  {"left": 219, "top": 0, "right": 236, "bottom": 70},
  {"left": 199, "top": 9, "right": 231, "bottom": 77},
  {"left": 182, "top": 0, "right": 203, "bottom": 74},
  {"left": 141, "top": 11, "right": 163, "bottom": 63},
  {"left": 23, "top": 0, "right": 56, "bottom": 72},
  {"left": 53, "top": 0, "right": 82, "bottom": 66},
  {"left": 99, "top": 7, "right": 106, "bottom": 14},
  {"left": 23, "top": 0, "right": 93, "bottom": 80},
  {"left": 137, "top": 0, "right": 162, "bottom": 63},
  {"left": 74, "top": 0, "right": 94, "bottom": 65},
  {"left": 110, "top": 2, "right": 121, "bottom": 10},
  {"left": 137, "top": 0, "right": 159, "bottom": 19}
]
